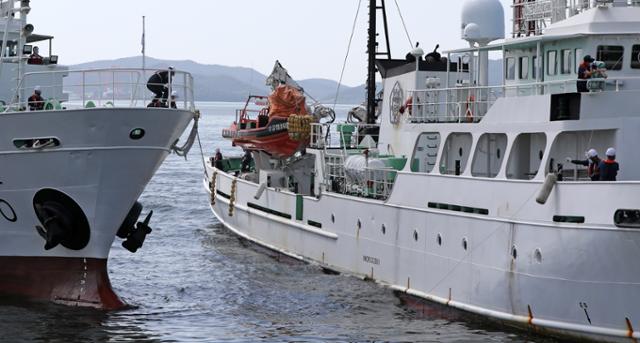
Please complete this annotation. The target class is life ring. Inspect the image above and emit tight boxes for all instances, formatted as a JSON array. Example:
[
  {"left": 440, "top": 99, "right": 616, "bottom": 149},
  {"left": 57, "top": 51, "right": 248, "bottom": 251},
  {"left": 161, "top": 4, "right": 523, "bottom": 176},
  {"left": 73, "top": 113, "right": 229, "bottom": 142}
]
[{"left": 465, "top": 95, "right": 475, "bottom": 122}]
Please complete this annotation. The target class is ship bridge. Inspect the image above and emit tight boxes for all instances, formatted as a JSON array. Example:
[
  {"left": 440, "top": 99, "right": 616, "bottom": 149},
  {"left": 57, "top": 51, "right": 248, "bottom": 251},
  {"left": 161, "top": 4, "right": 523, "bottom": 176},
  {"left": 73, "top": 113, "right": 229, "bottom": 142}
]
[{"left": 391, "top": 1, "right": 640, "bottom": 125}]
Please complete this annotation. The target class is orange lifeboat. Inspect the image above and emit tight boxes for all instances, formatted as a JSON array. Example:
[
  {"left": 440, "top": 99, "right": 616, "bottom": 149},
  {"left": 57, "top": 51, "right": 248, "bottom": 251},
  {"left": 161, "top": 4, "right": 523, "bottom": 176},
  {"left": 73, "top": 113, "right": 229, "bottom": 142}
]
[{"left": 222, "top": 85, "right": 310, "bottom": 159}]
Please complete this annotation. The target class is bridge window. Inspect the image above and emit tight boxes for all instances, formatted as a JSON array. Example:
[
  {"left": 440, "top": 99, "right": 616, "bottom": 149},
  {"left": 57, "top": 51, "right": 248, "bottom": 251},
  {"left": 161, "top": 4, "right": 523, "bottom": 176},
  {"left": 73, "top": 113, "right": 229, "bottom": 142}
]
[
  {"left": 519, "top": 56, "right": 529, "bottom": 79},
  {"left": 547, "top": 51, "right": 558, "bottom": 76},
  {"left": 471, "top": 133, "right": 507, "bottom": 178},
  {"left": 411, "top": 133, "right": 441, "bottom": 173},
  {"left": 440, "top": 133, "right": 472, "bottom": 176},
  {"left": 632, "top": 45, "right": 640, "bottom": 69},
  {"left": 548, "top": 130, "right": 616, "bottom": 180},
  {"left": 561, "top": 49, "right": 573, "bottom": 74},
  {"left": 507, "top": 133, "right": 547, "bottom": 180},
  {"left": 532, "top": 56, "right": 538, "bottom": 80},
  {"left": 597, "top": 45, "right": 624, "bottom": 71},
  {"left": 506, "top": 57, "right": 516, "bottom": 80}
]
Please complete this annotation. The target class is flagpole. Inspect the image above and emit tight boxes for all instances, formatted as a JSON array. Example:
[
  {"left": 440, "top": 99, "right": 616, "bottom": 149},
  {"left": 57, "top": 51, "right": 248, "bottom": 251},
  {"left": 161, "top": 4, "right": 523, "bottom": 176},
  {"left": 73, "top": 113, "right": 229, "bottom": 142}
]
[{"left": 142, "top": 16, "right": 146, "bottom": 71}]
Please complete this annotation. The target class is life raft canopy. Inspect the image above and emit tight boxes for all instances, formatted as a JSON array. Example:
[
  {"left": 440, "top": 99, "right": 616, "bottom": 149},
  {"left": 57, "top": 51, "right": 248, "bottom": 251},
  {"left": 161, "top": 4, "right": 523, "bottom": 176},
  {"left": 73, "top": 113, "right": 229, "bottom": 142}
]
[{"left": 268, "top": 85, "right": 308, "bottom": 118}]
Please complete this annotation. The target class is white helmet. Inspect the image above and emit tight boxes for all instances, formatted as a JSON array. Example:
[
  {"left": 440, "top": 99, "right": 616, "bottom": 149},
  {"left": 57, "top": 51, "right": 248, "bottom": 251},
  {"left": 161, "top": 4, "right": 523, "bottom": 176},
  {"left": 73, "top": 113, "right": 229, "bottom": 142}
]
[
  {"left": 587, "top": 149, "right": 598, "bottom": 158},
  {"left": 606, "top": 147, "right": 616, "bottom": 157},
  {"left": 171, "top": 90, "right": 178, "bottom": 97},
  {"left": 34, "top": 85, "right": 41, "bottom": 92}
]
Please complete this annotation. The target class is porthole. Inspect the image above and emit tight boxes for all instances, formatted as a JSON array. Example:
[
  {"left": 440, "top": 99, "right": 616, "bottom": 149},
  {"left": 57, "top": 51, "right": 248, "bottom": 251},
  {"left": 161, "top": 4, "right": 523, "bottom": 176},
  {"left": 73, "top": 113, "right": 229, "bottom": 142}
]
[
  {"left": 129, "top": 128, "right": 145, "bottom": 140},
  {"left": 436, "top": 233, "right": 443, "bottom": 246},
  {"left": 381, "top": 224, "right": 386, "bottom": 235},
  {"left": 462, "top": 237, "right": 468, "bottom": 251},
  {"left": 534, "top": 248, "right": 543, "bottom": 263},
  {"left": 331, "top": 214, "right": 335, "bottom": 223},
  {"left": 413, "top": 230, "right": 419, "bottom": 242},
  {"left": 512, "top": 245, "right": 518, "bottom": 259}
]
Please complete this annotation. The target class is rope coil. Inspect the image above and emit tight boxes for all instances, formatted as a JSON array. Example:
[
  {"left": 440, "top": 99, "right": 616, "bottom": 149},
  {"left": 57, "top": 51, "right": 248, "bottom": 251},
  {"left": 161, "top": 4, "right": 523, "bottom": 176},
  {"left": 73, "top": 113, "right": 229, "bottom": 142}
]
[
  {"left": 210, "top": 171, "right": 218, "bottom": 205},
  {"left": 229, "top": 178, "right": 237, "bottom": 217}
]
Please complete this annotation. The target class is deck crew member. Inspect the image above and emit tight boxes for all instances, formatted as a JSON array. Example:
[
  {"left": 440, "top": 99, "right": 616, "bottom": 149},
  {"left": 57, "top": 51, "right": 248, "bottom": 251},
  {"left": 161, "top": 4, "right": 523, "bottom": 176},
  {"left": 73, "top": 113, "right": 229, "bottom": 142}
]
[
  {"left": 146, "top": 67, "right": 175, "bottom": 105},
  {"left": 599, "top": 148, "right": 619, "bottom": 181},
  {"left": 28, "top": 46, "right": 43, "bottom": 65},
  {"left": 577, "top": 55, "right": 595, "bottom": 93},
  {"left": 170, "top": 90, "right": 178, "bottom": 109},
  {"left": 241, "top": 150, "right": 253, "bottom": 173},
  {"left": 28, "top": 86, "right": 44, "bottom": 111},
  {"left": 213, "top": 148, "right": 224, "bottom": 170},
  {"left": 567, "top": 148, "right": 601, "bottom": 181}
]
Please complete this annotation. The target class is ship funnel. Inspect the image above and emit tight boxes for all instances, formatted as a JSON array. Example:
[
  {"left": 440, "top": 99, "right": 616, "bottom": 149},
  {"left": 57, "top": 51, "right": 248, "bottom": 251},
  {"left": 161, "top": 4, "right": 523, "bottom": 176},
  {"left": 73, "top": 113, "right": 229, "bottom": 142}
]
[{"left": 461, "top": 0, "right": 505, "bottom": 46}]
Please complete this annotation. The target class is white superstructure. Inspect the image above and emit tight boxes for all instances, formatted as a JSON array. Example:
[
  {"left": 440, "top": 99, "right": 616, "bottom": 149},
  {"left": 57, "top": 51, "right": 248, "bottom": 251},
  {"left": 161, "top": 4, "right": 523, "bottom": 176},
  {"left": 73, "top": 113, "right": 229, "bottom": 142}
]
[
  {"left": 205, "top": 0, "right": 640, "bottom": 341},
  {"left": 0, "top": 0, "right": 197, "bottom": 308}
]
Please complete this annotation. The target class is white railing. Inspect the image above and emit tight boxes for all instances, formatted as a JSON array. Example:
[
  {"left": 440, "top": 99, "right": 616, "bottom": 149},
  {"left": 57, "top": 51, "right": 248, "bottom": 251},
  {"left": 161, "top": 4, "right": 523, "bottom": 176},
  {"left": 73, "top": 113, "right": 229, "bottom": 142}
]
[
  {"left": 323, "top": 153, "right": 398, "bottom": 200},
  {"left": 6, "top": 68, "right": 196, "bottom": 112},
  {"left": 512, "top": 0, "right": 640, "bottom": 37},
  {"left": 406, "top": 76, "right": 640, "bottom": 123},
  {"left": 310, "top": 123, "right": 380, "bottom": 150}
]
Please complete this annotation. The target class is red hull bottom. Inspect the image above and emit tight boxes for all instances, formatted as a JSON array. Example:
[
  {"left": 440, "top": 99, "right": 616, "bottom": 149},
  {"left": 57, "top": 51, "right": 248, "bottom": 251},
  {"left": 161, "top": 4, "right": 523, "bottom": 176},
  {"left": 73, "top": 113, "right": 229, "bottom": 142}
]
[{"left": 0, "top": 256, "right": 126, "bottom": 310}]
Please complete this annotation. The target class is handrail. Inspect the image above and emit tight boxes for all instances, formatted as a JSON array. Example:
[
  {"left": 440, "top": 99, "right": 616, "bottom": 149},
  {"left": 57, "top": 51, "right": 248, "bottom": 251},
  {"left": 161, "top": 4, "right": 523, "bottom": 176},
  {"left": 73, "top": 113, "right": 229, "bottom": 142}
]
[
  {"left": 310, "top": 122, "right": 380, "bottom": 150},
  {"left": 406, "top": 76, "right": 640, "bottom": 123},
  {"left": 5, "top": 68, "right": 196, "bottom": 113}
]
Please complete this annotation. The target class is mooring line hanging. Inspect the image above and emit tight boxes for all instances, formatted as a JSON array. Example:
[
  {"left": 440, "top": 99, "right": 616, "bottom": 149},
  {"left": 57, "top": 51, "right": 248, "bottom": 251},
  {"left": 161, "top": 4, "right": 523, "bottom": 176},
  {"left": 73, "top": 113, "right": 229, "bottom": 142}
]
[
  {"left": 394, "top": 0, "right": 413, "bottom": 49},
  {"left": 172, "top": 110, "right": 200, "bottom": 159},
  {"left": 333, "top": 0, "right": 364, "bottom": 111}
]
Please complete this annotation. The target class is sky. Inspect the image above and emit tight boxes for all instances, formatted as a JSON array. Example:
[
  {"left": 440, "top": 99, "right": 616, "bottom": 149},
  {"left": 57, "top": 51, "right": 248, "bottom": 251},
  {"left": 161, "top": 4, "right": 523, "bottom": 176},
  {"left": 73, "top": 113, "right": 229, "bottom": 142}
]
[{"left": 28, "top": 0, "right": 513, "bottom": 87}]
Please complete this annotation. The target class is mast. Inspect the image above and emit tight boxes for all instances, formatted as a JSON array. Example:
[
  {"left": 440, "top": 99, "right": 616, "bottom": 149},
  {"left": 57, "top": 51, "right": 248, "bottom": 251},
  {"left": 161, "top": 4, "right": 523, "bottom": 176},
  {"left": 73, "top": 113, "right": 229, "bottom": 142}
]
[
  {"left": 366, "top": 0, "right": 377, "bottom": 124},
  {"left": 365, "top": 0, "right": 392, "bottom": 124}
]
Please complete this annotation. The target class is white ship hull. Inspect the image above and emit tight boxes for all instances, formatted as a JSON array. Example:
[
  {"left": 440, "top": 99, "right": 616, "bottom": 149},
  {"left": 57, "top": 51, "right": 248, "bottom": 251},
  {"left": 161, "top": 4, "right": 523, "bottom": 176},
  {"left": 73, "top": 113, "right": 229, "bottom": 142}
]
[
  {"left": 0, "top": 107, "right": 194, "bottom": 308},
  {"left": 206, "top": 164, "right": 640, "bottom": 342}
]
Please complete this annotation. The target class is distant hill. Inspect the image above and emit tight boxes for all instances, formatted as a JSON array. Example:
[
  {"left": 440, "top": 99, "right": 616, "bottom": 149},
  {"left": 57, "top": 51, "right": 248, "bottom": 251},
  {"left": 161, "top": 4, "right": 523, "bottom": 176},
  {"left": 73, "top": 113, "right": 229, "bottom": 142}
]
[
  {"left": 67, "top": 56, "right": 502, "bottom": 103},
  {"left": 68, "top": 56, "right": 368, "bottom": 104}
]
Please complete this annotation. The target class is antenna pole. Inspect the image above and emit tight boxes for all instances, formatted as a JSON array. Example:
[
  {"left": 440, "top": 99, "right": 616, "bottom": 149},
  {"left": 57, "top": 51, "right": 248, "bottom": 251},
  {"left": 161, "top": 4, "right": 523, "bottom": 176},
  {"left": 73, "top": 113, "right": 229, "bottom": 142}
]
[
  {"left": 141, "top": 16, "right": 146, "bottom": 71},
  {"left": 366, "top": 0, "right": 377, "bottom": 124}
]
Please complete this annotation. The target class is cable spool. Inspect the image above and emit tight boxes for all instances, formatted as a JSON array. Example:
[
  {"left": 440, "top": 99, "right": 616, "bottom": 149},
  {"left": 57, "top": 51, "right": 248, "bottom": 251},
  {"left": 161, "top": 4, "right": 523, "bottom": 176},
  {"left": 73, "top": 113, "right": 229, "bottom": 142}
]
[
  {"left": 210, "top": 171, "right": 217, "bottom": 205},
  {"left": 229, "top": 178, "right": 237, "bottom": 217}
]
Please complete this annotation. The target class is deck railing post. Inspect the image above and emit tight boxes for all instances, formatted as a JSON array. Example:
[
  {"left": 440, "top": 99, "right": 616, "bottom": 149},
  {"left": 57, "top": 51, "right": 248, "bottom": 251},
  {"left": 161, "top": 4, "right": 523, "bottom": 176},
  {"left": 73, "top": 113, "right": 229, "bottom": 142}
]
[{"left": 82, "top": 71, "right": 85, "bottom": 107}]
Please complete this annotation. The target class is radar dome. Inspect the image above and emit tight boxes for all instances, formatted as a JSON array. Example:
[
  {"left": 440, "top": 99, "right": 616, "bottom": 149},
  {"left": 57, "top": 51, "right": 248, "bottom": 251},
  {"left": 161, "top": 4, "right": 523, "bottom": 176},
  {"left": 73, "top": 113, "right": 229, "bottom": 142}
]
[{"left": 461, "top": 0, "right": 505, "bottom": 45}]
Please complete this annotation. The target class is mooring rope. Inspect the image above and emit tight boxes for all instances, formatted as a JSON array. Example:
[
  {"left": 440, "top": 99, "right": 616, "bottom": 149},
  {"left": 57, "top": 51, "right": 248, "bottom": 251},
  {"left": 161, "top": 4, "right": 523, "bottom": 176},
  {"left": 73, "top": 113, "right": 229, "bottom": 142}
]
[
  {"left": 333, "top": 0, "right": 363, "bottom": 111},
  {"left": 393, "top": 0, "right": 413, "bottom": 49},
  {"left": 172, "top": 110, "right": 200, "bottom": 158}
]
